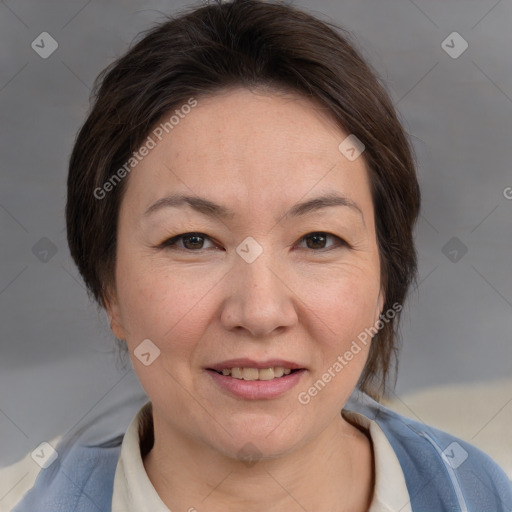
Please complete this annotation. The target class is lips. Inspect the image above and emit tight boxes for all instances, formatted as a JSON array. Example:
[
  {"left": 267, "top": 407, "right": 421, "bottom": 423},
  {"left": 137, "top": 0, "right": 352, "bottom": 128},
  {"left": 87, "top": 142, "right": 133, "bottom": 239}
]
[
  {"left": 206, "top": 359, "right": 305, "bottom": 382},
  {"left": 207, "top": 358, "right": 304, "bottom": 371},
  {"left": 206, "top": 358, "right": 306, "bottom": 390},
  {"left": 213, "top": 367, "right": 295, "bottom": 380},
  {"left": 206, "top": 361, "right": 307, "bottom": 400}
]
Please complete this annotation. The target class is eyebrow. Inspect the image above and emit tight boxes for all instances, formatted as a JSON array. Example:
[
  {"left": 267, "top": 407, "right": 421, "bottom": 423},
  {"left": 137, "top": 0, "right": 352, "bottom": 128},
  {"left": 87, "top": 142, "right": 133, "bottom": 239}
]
[{"left": 143, "top": 192, "right": 364, "bottom": 223}]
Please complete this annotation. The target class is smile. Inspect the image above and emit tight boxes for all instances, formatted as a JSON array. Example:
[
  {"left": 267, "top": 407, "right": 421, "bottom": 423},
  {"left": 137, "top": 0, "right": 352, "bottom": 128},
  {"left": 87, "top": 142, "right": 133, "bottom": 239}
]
[
  {"left": 212, "top": 367, "right": 296, "bottom": 380},
  {"left": 206, "top": 366, "right": 306, "bottom": 399}
]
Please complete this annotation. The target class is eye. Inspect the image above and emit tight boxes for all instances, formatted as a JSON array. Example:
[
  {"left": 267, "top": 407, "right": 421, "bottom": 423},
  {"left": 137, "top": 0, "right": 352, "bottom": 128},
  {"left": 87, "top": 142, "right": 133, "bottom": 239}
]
[
  {"left": 159, "top": 232, "right": 218, "bottom": 251},
  {"left": 158, "top": 231, "right": 347, "bottom": 252},
  {"left": 296, "top": 232, "right": 347, "bottom": 251}
]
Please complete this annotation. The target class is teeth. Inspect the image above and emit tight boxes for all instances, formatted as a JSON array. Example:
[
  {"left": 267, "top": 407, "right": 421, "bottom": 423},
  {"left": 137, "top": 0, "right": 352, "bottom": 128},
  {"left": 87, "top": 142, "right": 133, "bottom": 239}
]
[
  {"left": 216, "top": 367, "right": 296, "bottom": 380},
  {"left": 274, "top": 367, "right": 284, "bottom": 378},
  {"left": 258, "top": 368, "right": 274, "bottom": 380},
  {"left": 242, "top": 367, "right": 259, "bottom": 380},
  {"left": 231, "top": 367, "right": 243, "bottom": 379}
]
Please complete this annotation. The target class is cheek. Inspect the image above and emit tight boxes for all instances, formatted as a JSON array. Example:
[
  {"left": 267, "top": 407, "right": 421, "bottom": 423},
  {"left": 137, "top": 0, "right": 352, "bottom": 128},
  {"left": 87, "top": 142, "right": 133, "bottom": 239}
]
[
  {"left": 115, "top": 256, "right": 217, "bottom": 354},
  {"left": 296, "top": 268, "right": 381, "bottom": 383}
]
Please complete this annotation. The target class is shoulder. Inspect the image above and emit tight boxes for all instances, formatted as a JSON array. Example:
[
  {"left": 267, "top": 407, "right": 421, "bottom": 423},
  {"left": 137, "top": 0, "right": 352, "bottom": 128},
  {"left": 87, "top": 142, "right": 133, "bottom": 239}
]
[
  {"left": 0, "top": 391, "right": 149, "bottom": 512},
  {"left": 0, "top": 434, "right": 122, "bottom": 512},
  {"left": 0, "top": 435, "right": 60, "bottom": 512},
  {"left": 345, "top": 390, "right": 512, "bottom": 512}
]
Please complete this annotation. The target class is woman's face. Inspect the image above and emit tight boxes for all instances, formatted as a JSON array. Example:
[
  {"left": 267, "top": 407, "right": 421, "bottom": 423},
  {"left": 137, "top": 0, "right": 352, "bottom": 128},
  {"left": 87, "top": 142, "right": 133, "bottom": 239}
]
[{"left": 107, "top": 87, "right": 384, "bottom": 460}]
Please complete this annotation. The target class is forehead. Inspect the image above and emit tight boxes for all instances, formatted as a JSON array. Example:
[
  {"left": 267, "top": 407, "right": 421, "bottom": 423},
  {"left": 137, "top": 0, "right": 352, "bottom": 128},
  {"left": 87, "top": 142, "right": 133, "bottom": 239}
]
[
  {"left": 167, "top": 88, "right": 348, "bottom": 171},
  {"left": 121, "top": 87, "right": 373, "bottom": 218}
]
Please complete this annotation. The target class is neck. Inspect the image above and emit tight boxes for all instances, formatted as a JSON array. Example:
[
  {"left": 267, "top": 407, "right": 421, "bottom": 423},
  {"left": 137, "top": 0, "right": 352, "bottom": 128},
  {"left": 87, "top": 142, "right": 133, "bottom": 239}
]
[{"left": 143, "top": 410, "right": 374, "bottom": 512}]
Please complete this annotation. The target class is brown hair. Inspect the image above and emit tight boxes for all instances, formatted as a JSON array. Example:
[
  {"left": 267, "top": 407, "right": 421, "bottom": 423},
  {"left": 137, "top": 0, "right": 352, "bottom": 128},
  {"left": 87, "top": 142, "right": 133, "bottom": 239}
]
[{"left": 66, "top": 0, "right": 420, "bottom": 400}]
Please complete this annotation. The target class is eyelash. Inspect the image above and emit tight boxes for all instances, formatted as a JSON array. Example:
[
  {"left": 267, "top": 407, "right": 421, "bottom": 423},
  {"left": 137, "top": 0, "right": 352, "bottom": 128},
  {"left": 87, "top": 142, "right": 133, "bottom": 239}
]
[{"left": 158, "top": 231, "right": 348, "bottom": 252}]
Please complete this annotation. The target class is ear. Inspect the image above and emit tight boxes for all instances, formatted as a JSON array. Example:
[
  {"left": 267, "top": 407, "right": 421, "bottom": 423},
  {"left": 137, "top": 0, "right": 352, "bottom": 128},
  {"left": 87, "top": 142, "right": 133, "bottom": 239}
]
[
  {"left": 103, "top": 290, "right": 127, "bottom": 341},
  {"left": 373, "top": 288, "right": 386, "bottom": 325}
]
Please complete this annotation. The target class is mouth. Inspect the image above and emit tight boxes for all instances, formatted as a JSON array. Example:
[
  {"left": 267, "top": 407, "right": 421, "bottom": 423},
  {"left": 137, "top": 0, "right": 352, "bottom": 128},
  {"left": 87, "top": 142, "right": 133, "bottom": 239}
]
[
  {"left": 206, "top": 359, "right": 305, "bottom": 380},
  {"left": 208, "top": 366, "right": 301, "bottom": 381},
  {"left": 205, "top": 360, "right": 307, "bottom": 400},
  {"left": 205, "top": 359, "right": 306, "bottom": 399}
]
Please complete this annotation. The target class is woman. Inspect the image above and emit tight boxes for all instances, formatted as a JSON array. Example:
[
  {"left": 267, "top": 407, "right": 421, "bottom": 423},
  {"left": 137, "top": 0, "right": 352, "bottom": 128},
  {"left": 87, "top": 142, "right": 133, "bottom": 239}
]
[{"left": 2, "top": 0, "right": 511, "bottom": 510}]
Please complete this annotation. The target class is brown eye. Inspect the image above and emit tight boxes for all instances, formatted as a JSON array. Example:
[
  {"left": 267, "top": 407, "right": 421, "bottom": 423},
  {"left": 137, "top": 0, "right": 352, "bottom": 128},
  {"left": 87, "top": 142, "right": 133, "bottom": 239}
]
[
  {"left": 298, "top": 232, "right": 346, "bottom": 250},
  {"left": 160, "top": 232, "right": 216, "bottom": 251},
  {"left": 181, "top": 234, "right": 206, "bottom": 250}
]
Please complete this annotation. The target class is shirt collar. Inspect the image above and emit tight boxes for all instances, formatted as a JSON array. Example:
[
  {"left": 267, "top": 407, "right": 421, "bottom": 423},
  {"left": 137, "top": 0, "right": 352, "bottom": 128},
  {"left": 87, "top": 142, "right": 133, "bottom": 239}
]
[{"left": 111, "top": 402, "right": 169, "bottom": 512}]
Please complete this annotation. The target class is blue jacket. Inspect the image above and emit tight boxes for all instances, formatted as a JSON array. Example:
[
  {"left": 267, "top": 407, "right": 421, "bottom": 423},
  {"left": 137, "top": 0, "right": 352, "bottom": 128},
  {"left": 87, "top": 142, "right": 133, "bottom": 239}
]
[{"left": 5, "top": 391, "right": 512, "bottom": 512}]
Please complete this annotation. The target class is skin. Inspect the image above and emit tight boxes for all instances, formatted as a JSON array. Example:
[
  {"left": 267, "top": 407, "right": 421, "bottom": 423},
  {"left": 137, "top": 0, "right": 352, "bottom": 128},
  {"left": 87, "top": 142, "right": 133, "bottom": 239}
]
[{"left": 107, "top": 87, "right": 385, "bottom": 512}]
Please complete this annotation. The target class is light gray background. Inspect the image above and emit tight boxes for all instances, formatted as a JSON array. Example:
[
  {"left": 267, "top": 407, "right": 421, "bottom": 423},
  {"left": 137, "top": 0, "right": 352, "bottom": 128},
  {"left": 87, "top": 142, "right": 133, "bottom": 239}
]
[{"left": 1, "top": 0, "right": 511, "bottom": 465}]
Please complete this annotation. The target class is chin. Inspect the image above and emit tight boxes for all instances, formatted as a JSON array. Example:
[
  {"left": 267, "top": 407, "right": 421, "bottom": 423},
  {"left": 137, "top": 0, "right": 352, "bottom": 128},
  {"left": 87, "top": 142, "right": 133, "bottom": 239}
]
[
  {"left": 203, "top": 413, "right": 310, "bottom": 463},
  {"left": 217, "top": 436, "right": 300, "bottom": 465}
]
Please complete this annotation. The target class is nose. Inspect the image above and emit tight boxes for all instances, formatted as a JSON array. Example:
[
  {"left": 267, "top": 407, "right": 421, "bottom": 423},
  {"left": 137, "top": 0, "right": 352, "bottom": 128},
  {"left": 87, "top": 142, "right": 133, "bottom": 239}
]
[{"left": 220, "top": 248, "right": 298, "bottom": 338}]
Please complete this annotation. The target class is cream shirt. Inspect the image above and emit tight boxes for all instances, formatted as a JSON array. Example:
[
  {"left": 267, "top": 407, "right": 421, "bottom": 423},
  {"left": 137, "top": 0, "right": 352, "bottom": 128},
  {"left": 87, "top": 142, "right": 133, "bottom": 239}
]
[{"left": 112, "top": 402, "right": 412, "bottom": 512}]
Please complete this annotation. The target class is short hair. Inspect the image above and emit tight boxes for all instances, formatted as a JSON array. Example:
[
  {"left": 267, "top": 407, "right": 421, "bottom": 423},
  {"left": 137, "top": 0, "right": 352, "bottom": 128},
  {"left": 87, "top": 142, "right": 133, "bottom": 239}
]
[{"left": 66, "top": 0, "right": 420, "bottom": 400}]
